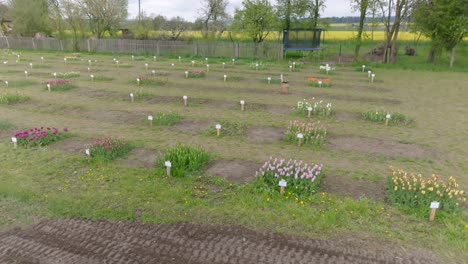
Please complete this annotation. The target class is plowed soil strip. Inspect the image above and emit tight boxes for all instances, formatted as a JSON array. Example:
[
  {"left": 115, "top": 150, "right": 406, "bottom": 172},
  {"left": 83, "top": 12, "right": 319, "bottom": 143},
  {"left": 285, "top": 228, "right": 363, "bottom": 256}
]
[{"left": 0, "top": 219, "right": 441, "bottom": 264}]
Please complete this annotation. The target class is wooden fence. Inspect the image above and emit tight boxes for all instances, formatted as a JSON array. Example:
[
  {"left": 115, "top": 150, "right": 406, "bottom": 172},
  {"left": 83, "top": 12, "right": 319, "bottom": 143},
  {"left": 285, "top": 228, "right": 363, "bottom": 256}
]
[{"left": 0, "top": 37, "right": 284, "bottom": 59}]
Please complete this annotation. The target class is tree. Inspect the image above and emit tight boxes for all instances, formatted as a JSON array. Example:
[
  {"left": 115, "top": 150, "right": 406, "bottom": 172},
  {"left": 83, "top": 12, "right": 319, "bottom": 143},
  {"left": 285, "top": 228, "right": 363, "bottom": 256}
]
[
  {"left": 80, "top": 0, "right": 128, "bottom": 38},
  {"left": 232, "top": 0, "right": 278, "bottom": 56},
  {"left": 9, "top": 0, "right": 51, "bottom": 36},
  {"left": 276, "top": 0, "right": 309, "bottom": 30},
  {"left": 378, "top": 0, "right": 415, "bottom": 63},
  {"left": 198, "top": 0, "right": 229, "bottom": 39},
  {"left": 161, "top": 16, "right": 189, "bottom": 40},
  {"left": 62, "top": 0, "right": 87, "bottom": 50},
  {"left": 48, "top": 0, "right": 66, "bottom": 39},
  {"left": 351, "top": 0, "right": 370, "bottom": 60},
  {"left": 0, "top": 2, "right": 10, "bottom": 35},
  {"left": 412, "top": 0, "right": 468, "bottom": 67},
  {"left": 305, "top": 0, "right": 326, "bottom": 28}
]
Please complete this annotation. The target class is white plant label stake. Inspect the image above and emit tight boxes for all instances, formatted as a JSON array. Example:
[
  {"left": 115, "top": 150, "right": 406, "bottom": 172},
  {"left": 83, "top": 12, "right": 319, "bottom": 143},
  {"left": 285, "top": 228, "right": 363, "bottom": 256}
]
[
  {"left": 385, "top": 113, "right": 391, "bottom": 126},
  {"left": 362, "top": 65, "right": 366, "bottom": 72},
  {"left": 29, "top": 63, "right": 33, "bottom": 69},
  {"left": 165, "top": 161, "right": 172, "bottom": 176},
  {"left": 368, "top": 70, "right": 372, "bottom": 78},
  {"left": 255, "top": 63, "right": 259, "bottom": 71},
  {"left": 151, "top": 70, "right": 156, "bottom": 76},
  {"left": 171, "top": 63, "right": 175, "bottom": 67},
  {"left": 240, "top": 100, "right": 245, "bottom": 111},
  {"left": 137, "top": 78, "right": 141, "bottom": 86},
  {"left": 53, "top": 72, "right": 57, "bottom": 79},
  {"left": 88, "top": 59, "right": 92, "bottom": 66},
  {"left": 148, "top": 115, "right": 153, "bottom": 127},
  {"left": 191, "top": 60, "right": 195, "bottom": 67},
  {"left": 41, "top": 56, "right": 44, "bottom": 63},
  {"left": 183, "top": 95, "right": 188, "bottom": 107},
  {"left": 318, "top": 80, "right": 322, "bottom": 88},
  {"left": 215, "top": 124, "right": 222, "bottom": 136},
  {"left": 232, "top": 58, "right": 235, "bottom": 65},
  {"left": 5, "top": 80, "right": 8, "bottom": 87},
  {"left": 292, "top": 61, "right": 296, "bottom": 70},
  {"left": 47, "top": 84, "right": 51, "bottom": 93},
  {"left": 116, "top": 60, "right": 120, "bottom": 67},
  {"left": 280, "top": 74, "right": 284, "bottom": 82},
  {"left": 145, "top": 63, "right": 148, "bottom": 70},
  {"left": 371, "top": 73, "right": 376, "bottom": 83},
  {"left": 278, "top": 179, "right": 287, "bottom": 194},
  {"left": 153, "top": 56, "right": 157, "bottom": 61},
  {"left": 297, "top": 133, "right": 304, "bottom": 147},
  {"left": 85, "top": 148, "right": 91, "bottom": 161},
  {"left": 24, "top": 71, "right": 28, "bottom": 77},
  {"left": 222, "top": 62, "right": 226, "bottom": 69},
  {"left": 289, "top": 65, "right": 292, "bottom": 72},
  {"left": 267, "top": 77, "right": 271, "bottom": 84},
  {"left": 429, "top": 201, "right": 439, "bottom": 222},
  {"left": 87, "top": 67, "right": 91, "bottom": 72},
  {"left": 178, "top": 56, "right": 181, "bottom": 63},
  {"left": 11, "top": 137, "right": 17, "bottom": 149},
  {"left": 64, "top": 58, "right": 67, "bottom": 64},
  {"left": 130, "top": 93, "right": 134, "bottom": 102},
  {"left": 223, "top": 74, "right": 227, "bottom": 82},
  {"left": 307, "top": 106, "right": 313, "bottom": 118},
  {"left": 132, "top": 55, "right": 135, "bottom": 61},
  {"left": 185, "top": 71, "right": 189, "bottom": 78},
  {"left": 206, "top": 64, "right": 210, "bottom": 72},
  {"left": 90, "top": 74, "right": 94, "bottom": 82}
]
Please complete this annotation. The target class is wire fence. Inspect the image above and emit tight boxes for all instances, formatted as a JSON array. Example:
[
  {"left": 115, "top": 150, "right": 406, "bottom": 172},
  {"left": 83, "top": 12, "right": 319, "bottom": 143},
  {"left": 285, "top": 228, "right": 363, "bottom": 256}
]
[{"left": 0, "top": 37, "right": 284, "bottom": 59}]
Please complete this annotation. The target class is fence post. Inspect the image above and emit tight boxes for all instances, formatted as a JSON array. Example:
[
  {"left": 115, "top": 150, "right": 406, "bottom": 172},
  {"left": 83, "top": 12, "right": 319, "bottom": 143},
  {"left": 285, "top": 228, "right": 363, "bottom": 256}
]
[
  {"left": 156, "top": 41, "right": 160, "bottom": 55},
  {"left": 279, "top": 44, "right": 284, "bottom": 60},
  {"left": 31, "top": 38, "right": 36, "bottom": 50},
  {"left": 235, "top": 43, "right": 240, "bottom": 58},
  {"left": 5, "top": 37, "right": 10, "bottom": 49},
  {"left": 194, "top": 42, "right": 198, "bottom": 56},
  {"left": 59, "top": 40, "right": 63, "bottom": 51},
  {"left": 87, "top": 39, "right": 91, "bottom": 52}
]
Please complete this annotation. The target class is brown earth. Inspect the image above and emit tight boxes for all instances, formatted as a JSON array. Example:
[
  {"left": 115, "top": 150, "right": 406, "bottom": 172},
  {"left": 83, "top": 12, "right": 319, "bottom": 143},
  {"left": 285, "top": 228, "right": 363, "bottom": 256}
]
[
  {"left": 206, "top": 159, "right": 261, "bottom": 183},
  {"left": 322, "top": 175, "right": 386, "bottom": 201},
  {"left": 265, "top": 105, "right": 293, "bottom": 115},
  {"left": 173, "top": 119, "right": 212, "bottom": 134},
  {"left": 49, "top": 137, "right": 89, "bottom": 154},
  {"left": 0, "top": 219, "right": 442, "bottom": 264},
  {"left": 119, "top": 148, "right": 160, "bottom": 168},
  {"left": 247, "top": 126, "right": 285, "bottom": 142},
  {"left": 329, "top": 136, "right": 436, "bottom": 159}
]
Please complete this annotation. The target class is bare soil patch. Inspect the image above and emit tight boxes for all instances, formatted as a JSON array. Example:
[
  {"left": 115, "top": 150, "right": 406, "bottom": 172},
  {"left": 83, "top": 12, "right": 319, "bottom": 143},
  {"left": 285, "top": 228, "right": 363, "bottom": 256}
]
[
  {"left": 49, "top": 137, "right": 88, "bottom": 153},
  {"left": 79, "top": 89, "right": 121, "bottom": 99},
  {"left": 326, "top": 94, "right": 401, "bottom": 104},
  {"left": 119, "top": 148, "right": 160, "bottom": 168},
  {"left": 265, "top": 105, "right": 293, "bottom": 115},
  {"left": 145, "top": 95, "right": 180, "bottom": 104},
  {"left": 206, "top": 159, "right": 260, "bottom": 183},
  {"left": 247, "top": 126, "right": 284, "bottom": 142},
  {"left": 84, "top": 110, "right": 146, "bottom": 124},
  {"left": 329, "top": 136, "right": 436, "bottom": 158},
  {"left": 173, "top": 119, "right": 212, "bottom": 134},
  {"left": 0, "top": 219, "right": 441, "bottom": 264},
  {"left": 322, "top": 175, "right": 385, "bottom": 201},
  {"left": 335, "top": 111, "right": 361, "bottom": 121}
]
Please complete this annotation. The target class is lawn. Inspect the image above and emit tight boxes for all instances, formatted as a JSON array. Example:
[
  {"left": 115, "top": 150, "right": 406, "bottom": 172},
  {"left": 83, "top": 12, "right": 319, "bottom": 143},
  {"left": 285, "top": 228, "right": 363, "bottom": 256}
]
[{"left": 0, "top": 50, "right": 467, "bottom": 263}]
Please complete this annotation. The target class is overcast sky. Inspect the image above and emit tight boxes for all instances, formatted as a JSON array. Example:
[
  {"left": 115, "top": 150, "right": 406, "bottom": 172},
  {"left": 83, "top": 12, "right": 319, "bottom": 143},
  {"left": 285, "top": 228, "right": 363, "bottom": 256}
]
[{"left": 128, "top": 0, "right": 357, "bottom": 21}]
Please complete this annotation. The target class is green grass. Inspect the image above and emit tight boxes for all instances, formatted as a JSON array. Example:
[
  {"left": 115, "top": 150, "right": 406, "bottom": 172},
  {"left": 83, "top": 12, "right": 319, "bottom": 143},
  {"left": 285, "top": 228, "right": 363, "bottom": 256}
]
[
  {"left": 159, "top": 144, "right": 210, "bottom": 177},
  {"left": 91, "top": 75, "right": 114, "bottom": 81},
  {"left": 0, "top": 92, "right": 30, "bottom": 104},
  {"left": 46, "top": 83, "right": 75, "bottom": 91},
  {"left": 0, "top": 119, "right": 12, "bottom": 130},
  {"left": 0, "top": 49, "right": 467, "bottom": 263},
  {"left": 362, "top": 110, "right": 413, "bottom": 126},
  {"left": 151, "top": 112, "right": 183, "bottom": 126},
  {"left": 5, "top": 79, "right": 36, "bottom": 87}
]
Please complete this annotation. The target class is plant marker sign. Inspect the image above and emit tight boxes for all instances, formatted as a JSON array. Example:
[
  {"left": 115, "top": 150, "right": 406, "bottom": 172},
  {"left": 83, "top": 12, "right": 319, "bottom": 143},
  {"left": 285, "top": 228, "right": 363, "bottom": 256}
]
[
  {"left": 132, "top": 55, "right": 135, "bottom": 61},
  {"left": 130, "top": 93, "right": 134, "bottom": 102},
  {"left": 165, "top": 161, "right": 172, "bottom": 176},
  {"left": 64, "top": 57, "right": 67, "bottom": 64},
  {"left": 289, "top": 65, "right": 292, "bottom": 72},
  {"left": 47, "top": 84, "right": 51, "bottom": 93},
  {"left": 223, "top": 74, "right": 227, "bottom": 82},
  {"left": 137, "top": 78, "right": 141, "bottom": 86},
  {"left": 145, "top": 63, "right": 148, "bottom": 70},
  {"left": 278, "top": 179, "right": 287, "bottom": 194},
  {"left": 153, "top": 55, "right": 157, "bottom": 61},
  {"left": 151, "top": 70, "right": 156, "bottom": 76},
  {"left": 24, "top": 70, "right": 28, "bottom": 77},
  {"left": 88, "top": 59, "right": 92, "bottom": 66},
  {"left": 5, "top": 80, "right": 8, "bottom": 87},
  {"left": 85, "top": 148, "right": 91, "bottom": 161},
  {"left": 53, "top": 72, "right": 57, "bottom": 78},
  {"left": 116, "top": 60, "right": 120, "bottom": 67},
  {"left": 371, "top": 73, "right": 376, "bottom": 83},
  {"left": 87, "top": 67, "right": 91, "bottom": 72},
  {"left": 191, "top": 60, "right": 195, "bottom": 67},
  {"left": 185, "top": 71, "right": 189, "bottom": 78},
  {"left": 318, "top": 80, "right": 323, "bottom": 88},
  {"left": 183, "top": 95, "right": 188, "bottom": 107},
  {"left": 216, "top": 124, "right": 222, "bottom": 136},
  {"left": 292, "top": 61, "right": 296, "bottom": 70},
  {"left": 29, "top": 63, "right": 33, "bottom": 69},
  {"left": 179, "top": 56, "right": 182, "bottom": 63},
  {"left": 280, "top": 74, "right": 284, "bottom": 82},
  {"left": 267, "top": 77, "right": 271, "bottom": 84},
  {"left": 255, "top": 63, "right": 259, "bottom": 71},
  {"left": 385, "top": 113, "right": 391, "bottom": 126},
  {"left": 429, "top": 201, "right": 439, "bottom": 222},
  {"left": 240, "top": 100, "right": 245, "bottom": 111},
  {"left": 11, "top": 137, "right": 17, "bottom": 149},
  {"left": 368, "top": 70, "right": 372, "bottom": 78},
  {"left": 41, "top": 56, "right": 44, "bottom": 63},
  {"left": 206, "top": 64, "right": 210, "bottom": 72},
  {"left": 297, "top": 133, "right": 304, "bottom": 147},
  {"left": 171, "top": 63, "right": 175, "bottom": 67},
  {"left": 90, "top": 74, "right": 94, "bottom": 82},
  {"left": 307, "top": 106, "right": 313, "bottom": 118},
  {"left": 148, "top": 115, "right": 153, "bottom": 127},
  {"left": 222, "top": 62, "right": 226, "bottom": 69},
  {"left": 232, "top": 58, "right": 235, "bottom": 65},
  {"left": 362, "top": 65, "right": 366, "bottom": 72}
]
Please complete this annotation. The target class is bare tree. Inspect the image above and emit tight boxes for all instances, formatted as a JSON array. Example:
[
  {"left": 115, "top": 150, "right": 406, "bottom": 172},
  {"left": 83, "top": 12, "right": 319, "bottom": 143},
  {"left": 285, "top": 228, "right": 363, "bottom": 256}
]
[
  {"left": 351, "top": 0, "right": 369, "bottom": 60},
  {"left": 161, "top": 16, "right": 189, "bottom": 41},
  {"left": 198, "top": 0, "right": 229, "bottom": 39},
  {"left": 62, "top": 0, "right": 86, "bottom": 50},
  {"left": 79, "top": 0, "right": 128, "bottom": 38}
]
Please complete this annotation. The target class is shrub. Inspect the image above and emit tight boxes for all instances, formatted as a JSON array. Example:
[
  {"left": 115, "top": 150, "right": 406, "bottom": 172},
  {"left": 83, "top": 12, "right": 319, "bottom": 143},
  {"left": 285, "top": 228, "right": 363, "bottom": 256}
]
[
  {"left": 0, "top": 91, "right": 29, "bottom": 104},
  {"left": 362, "top": 110, "right": 412, "bottom": 126},
  {"left": 152, "top": 112, "right": 183, "bottom": 126},
  {"left": 44, "top": 80, "right": 75, "bottom": 91},
  {"left": 283, "top": 120, "right": 327, "bottom": 146},
  {"left": 187, "top": 69, "right": 205, "bottom": 78},
  {"left": 204, "top": 120, "right": 248, "bottom": 137},
  {"left": 160, "top": 144, "right": 210, "bottom": 177},
  {"left": 387, "top": 168, "right": 465, "bottom": 212},
  {"left": 13, "top": 127, "right": 69, "bottom": 147},
  {"left": 86, "top": 137, "right": 132, "bottom": 161},
  {"left": 253, "top": 157, "right": 324, "bottom": 197},
  {"left": 293, "top": 98, "right": 333, "bottom": 117}
]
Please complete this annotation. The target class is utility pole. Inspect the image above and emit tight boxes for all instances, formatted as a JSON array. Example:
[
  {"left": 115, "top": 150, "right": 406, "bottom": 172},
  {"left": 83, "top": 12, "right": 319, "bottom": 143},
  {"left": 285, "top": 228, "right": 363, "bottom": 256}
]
[{"left": 138, "top": 0, "right": 141, "bottom": 22}]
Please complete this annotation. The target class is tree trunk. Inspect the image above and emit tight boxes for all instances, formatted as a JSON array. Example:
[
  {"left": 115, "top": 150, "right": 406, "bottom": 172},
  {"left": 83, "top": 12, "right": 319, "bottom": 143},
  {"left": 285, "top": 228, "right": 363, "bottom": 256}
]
[
  {"left": 427, "top": 47, "right": 436, "bottom": 63},
  {"left": 354, "top": 0, "right": 368, "bottom": 61},
  {"left": 449, "top": 47, "right": 455, "bottom": 68}
]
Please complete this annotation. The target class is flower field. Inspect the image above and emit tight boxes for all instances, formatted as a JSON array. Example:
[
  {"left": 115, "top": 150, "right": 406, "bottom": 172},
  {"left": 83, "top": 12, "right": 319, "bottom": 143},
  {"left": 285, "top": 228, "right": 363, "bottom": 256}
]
[{"left": 0, "top": 50, "right": 467, "bottom": 263}]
